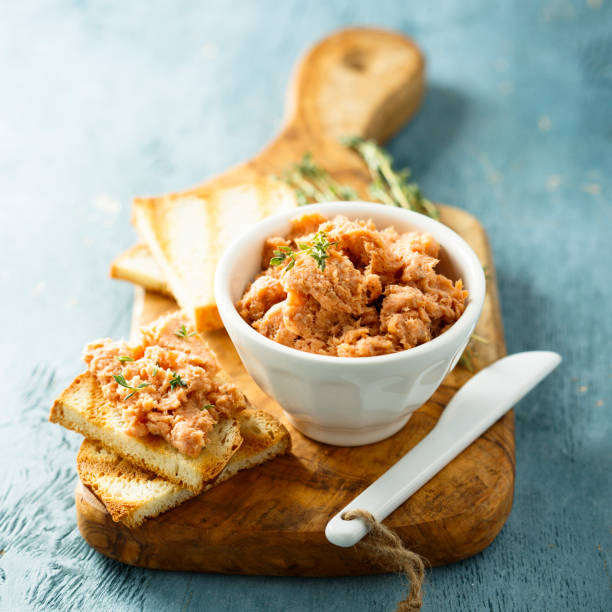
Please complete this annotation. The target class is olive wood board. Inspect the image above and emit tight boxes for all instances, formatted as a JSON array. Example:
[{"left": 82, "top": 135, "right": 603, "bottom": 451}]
[
  {"left": 75, "top": 27, "right": 512, "bottom": 575},
  {"left": 75, "top": 204, "right": 510, "bottom": 576}
]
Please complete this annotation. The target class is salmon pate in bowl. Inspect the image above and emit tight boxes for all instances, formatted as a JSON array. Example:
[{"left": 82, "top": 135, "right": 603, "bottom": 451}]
[{"left": 215, "top": 201, "right": 485, "bottom": 446}]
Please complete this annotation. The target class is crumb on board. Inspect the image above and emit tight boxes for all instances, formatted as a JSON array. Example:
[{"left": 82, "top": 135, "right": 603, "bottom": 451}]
[
  {"left": 538, "top": 116, "right": 552, "bottom": 132},
  {"left": 582, "top": 183, "right": 602, "bottom": 196}
]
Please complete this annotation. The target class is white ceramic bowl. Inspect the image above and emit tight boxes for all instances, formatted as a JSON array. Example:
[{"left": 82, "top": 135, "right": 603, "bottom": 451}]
[{"left": 215, "top": 202, "right": 485, "bottom": 446}]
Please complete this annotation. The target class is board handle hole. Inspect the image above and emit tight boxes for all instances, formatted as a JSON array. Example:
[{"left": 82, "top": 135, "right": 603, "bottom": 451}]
[{"left": 343, "top": 50, "right": 368, "bottom": 72}]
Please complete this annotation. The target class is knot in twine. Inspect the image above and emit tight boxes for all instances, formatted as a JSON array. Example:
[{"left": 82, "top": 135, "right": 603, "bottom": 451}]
[{"left": 342, "top": 509, "right": 426, "bottom": 612}]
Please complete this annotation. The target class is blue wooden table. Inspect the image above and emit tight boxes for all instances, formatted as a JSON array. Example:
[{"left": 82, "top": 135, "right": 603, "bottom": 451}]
[{"left": 1, "top": 1, "right": 610, "bottom": 610}]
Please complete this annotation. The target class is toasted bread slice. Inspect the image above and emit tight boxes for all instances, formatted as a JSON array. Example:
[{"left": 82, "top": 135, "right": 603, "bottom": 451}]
[
  {"left": 132, "top": 177, "right": 296, "bottom": 331},
  {"left": 50, "top": 371, "right": 242, "bottom": 492},
  {"left": 110, "top": 243, "right": 171, "bottom": 296},
  {"left": 77, "top": 409, "right": 291, "bottom": 527}
]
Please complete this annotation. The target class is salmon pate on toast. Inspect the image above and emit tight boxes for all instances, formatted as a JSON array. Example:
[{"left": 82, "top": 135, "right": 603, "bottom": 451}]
[{"left": 50, "top": 311, "right": 249, "bottom": 492}]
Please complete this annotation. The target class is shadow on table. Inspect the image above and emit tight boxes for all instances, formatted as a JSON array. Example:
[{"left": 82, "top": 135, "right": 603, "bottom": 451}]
[{"left": 388, "top": 83, "right": 471, "bottom": 177}]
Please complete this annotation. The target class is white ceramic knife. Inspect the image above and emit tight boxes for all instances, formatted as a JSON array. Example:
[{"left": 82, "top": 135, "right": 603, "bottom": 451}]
[{"left": 325, "top": 351, "right": 561, "bottom": 547}]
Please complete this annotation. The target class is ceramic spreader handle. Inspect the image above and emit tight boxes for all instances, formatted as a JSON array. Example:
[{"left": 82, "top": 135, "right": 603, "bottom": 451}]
[{"left": 325, "top": 351, "right": 561, "bottom": 547}]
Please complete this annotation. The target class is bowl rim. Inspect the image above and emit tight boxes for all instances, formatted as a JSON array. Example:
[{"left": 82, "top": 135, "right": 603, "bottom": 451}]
[{"left": 214, "top": 201, "right": 486, "bottom": 367}]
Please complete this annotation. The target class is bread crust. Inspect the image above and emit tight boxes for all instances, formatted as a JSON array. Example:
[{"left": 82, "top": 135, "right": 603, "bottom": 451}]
[
  {"left": 77, "top": 409, "right": 291, "bottom": 527},
  {"left": 109, "top": 243, "right": 171, "bottom": 296}
]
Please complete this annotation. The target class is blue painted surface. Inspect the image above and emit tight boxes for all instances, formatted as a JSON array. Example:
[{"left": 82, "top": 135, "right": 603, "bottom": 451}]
[{"left": 1, "top": 1, "right": 610, "bottom": 610}]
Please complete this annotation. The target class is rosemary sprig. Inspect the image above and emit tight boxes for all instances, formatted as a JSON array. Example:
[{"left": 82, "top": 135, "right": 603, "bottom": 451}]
[
  {"left": 470, "top": 333, "right": 489, "bottom": 344},
  {"left": 282, "top": 153, "right": 358, "bottom": 205},
  {"left": 117, "top": 355, "right": 134, "bottom": 362},
  {"left": 342, "top": 136, "right": 439, "bottom": 219},
  {"left": 175, "top": 324, "right": 196, "bottom": 339},
  {"left": 201, "top": 404, "right": 215, "bottom": 411},
  {"left": 113, "top": 374, "right": 150, "bottom": 400},
  {"left": 278, "top": 138, "right": 438, "bottom": 220},
  {"left": 169, "top": 372, "right": 188, "bottom": 390},
  {"left": 270, "top": 231, "right": 336, "bottom": 272}
]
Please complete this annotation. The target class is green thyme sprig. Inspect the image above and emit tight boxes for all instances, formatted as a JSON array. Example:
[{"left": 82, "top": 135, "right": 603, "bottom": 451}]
[
  {"left": 169, "top": 372, "right": 188, "bottom": 390},
  {"left": 113, "top": 374, "right": 150, "bottom": 400},
  {"left": 342, "top": 136, "right": 439, "bottom": 219},
  {"left": 201, "top": 403, "right": 215, "bottom": 411},
  {"left": 458, "top": 349, "right": 474, "bottom": 372},
  {"left": 458, "top": 333, "right": 489, "bottom": 372},
  {"left": 175, "top": 324, "right": 196, "bottom": 339},
  {"left": 297, "top": 231, "right": 336, "bottom": 271},
  {"left": 270, "top": 231, "right": 336, "bottom": 272},
  {"left": 278, "top": 138, "right": 438, "bottom": 220},
  {"left": 269, "top": 246, "right": 297, "bottom": 271},
  {"left": 117, "top": 355, "right": 134, "bottom": 362}
]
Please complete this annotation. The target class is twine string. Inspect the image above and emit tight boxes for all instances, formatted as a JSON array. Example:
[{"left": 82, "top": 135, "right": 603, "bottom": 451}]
[{"left": 342, "top": 509, "right": 426, "bottom": 612}]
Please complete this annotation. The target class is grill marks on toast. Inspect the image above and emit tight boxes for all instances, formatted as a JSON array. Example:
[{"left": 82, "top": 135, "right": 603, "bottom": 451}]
[
  {"left": 131, "top": 177, "right": 297, "bottom": 331},
  {"left": 133, "top": 195, "right": 222, "bottom": 330}
]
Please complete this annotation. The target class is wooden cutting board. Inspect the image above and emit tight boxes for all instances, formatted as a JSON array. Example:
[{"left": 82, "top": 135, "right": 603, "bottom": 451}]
[{"left": 75, "top": 27, "right": 512, "bottom": 575}]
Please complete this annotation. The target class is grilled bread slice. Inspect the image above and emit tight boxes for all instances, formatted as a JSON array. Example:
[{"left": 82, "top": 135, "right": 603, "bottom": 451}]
[
  {"left": 110, "top": 243, "right": 171, "bottom": 296},
  {"left": 77, "top": 409, "right": 291, "bottom": 527},
  {"left": 132, "top": 177, "right": 297, "bottom": 331},
  {"left": 50, "top": 371, "right": 242, "bottom": 492}
]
